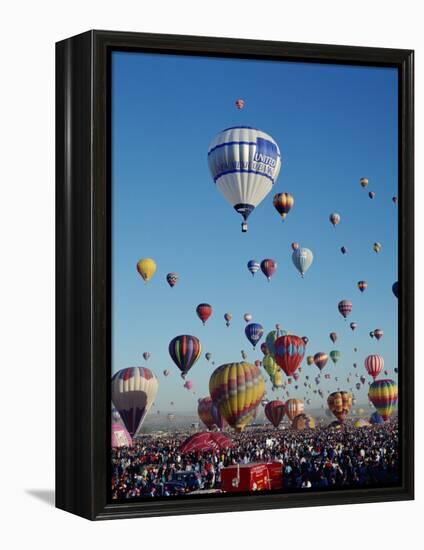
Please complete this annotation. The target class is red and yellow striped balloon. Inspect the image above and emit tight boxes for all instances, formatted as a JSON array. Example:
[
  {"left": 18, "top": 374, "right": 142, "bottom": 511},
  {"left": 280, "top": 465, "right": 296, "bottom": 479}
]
[
  {"left": 209, "top": 362, "right": 265, "bottom": 432},
  {"left": 368, "top": 379, "right": 398, "bottom": 420}
]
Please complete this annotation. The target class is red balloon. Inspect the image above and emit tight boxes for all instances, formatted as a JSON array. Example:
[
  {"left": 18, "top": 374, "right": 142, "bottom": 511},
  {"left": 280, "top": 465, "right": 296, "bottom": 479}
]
[
  {"left": 196, "top": 303, "right": 212, "bottom": 325},
  {"left": 265, "top": 400, "right": 285, "bottom": 428},
  {"left": 273, "top": 335, "right": 305, "bottom": 377},
  {"left": 260, "top": 259, "right": 277, "bottom": 281}
]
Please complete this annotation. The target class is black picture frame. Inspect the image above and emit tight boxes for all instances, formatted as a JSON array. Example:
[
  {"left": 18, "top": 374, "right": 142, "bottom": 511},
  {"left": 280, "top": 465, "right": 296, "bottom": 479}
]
[{"left": 56, "top": 30, "right": 414, "bottom": 520}]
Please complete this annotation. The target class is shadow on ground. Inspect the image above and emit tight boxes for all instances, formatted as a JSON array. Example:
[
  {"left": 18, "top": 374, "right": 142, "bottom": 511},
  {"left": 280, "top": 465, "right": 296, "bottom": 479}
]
[{"left": 26, "top": 489, "right": 55, "bottom": 507}]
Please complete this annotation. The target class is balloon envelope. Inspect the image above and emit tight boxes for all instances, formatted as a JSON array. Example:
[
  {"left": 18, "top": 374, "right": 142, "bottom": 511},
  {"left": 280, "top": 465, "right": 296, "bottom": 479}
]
[
  {"left": 368, "top": 379, "right": 398, "bottom": 420},
  {"left": 136, "top": 258, "right": 157, "bottom": 282},
  {"left": 327, "top": 391, "right": 352, "bottom": 422},
  {"left": 292, "top": 247, "right": 314, "bottom": 277},
  {"left": 264, "top": 400, "right": 285, "bottom": 427},
  {"left": 364, "top": 354, "right": 384, "bottom": 380},
  {"left": 208, "top": 127, "right": 281, "bottom": 232},
  {"left": 292, "top": 413, "right": 315, "bottom": 430},
  {"left": 285, "top": 399, "right": 304, "bottom": 421},
  {"left": 169, "top": 335, "right": 202, "bottom": 377},
  {"left": 274, "top": 335, "right": 305, "bottom": 376},
  {"left": 245, "top": 323, "right": 264, "bottom": 349},
  {"left": 209, "top": 362, "right": 265, "bottom": 432},
  {"left": 111, "top": 367, "right": 159, "bottom": 436}
]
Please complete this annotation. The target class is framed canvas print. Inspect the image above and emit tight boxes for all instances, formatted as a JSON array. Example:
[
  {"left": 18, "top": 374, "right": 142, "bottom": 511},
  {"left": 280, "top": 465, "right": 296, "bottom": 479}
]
[{"left": 56, "top": 30, "right": 414, "bottom": 520}]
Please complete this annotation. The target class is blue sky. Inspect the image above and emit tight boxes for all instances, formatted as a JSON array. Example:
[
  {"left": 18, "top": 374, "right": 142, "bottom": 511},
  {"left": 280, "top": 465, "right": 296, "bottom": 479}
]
[{"left": 111, "top": 51, "right": 398, "bottom": 415}]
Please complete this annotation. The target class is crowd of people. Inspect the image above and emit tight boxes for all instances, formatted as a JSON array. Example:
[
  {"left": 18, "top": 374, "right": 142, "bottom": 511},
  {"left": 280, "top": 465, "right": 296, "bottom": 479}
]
[{"left": 111, "top": 420, "right": 399, "bottom": 500}]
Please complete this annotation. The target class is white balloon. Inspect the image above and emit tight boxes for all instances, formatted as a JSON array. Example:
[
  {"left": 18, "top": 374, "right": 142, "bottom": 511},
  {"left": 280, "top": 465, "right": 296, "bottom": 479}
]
[
  {"left": 292, "top": 247, "right": 314, "bottom": 277},
  {"left": 208, "top": 126, "right": 282, "bottom": 231}
]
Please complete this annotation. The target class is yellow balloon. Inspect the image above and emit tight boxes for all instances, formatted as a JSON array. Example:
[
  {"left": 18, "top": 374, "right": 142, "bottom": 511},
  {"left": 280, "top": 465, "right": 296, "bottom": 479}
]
[{"left": 136, "top": 258, "right": 157, "bottom": 283}]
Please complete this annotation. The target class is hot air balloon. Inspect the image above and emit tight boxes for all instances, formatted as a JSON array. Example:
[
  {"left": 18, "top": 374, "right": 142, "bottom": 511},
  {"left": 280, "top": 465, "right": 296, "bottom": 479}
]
[
  {"left": 360, "top": 177, "right": 369, "bottom": 188},
  {"left": 224, "top": 312, "right": 232, "bottom": 327},
  {"left": 136, "top": 258, "right": 157, "bottom": 283},
  {"left": 291, "top": 242, "right": 300, "bottom": 251},
  {"left": 260, "top": 342, "right": 269, "bottom": 355},
  {"left": 169, "top": 335, "right": 202, "bottom": 378},
  {"left": 360, "top": 375, "right": 366, "bottom": 385},
  {"left": 306, "top": 355, "right": 314, "bottom": 366},
  {"left": 368, "top": 379, "right": 398, "bottom": 420},
  {"left": 374, "top": 328, "right": 384, "bottom": 340},
  {"left": 166, "top": 272, "right": 178, "bottom": 287},
  {"left": 244, "top": 313, "right": 253, "bottom": 323},
  {"left": 205, "top": 352, "right": 212, "bottom": 362},
  {"left": 330, "top": 332, "right": 337, "bottom": 343},
  {"left": 142, "top": 352, "right": 150, "bottom": 361},
  {"left": 247, "top": 260, "right": 260, "bottom": 277},
  {"left": 355, "top": 382, "right": 361, "bottom": 391},
  {"left": 208, "top": 127, "right": 282, "bottom": 232},
  {"left": 370, "top": 411, "right": 385, "bottom": 425},
  {"left": 357, "top": 281, "right": 367, "bottom": 292},
  {"left": 274, "top": 335, "right": 305, "bottom": 376},
  {"left": 111, "top": 367, "right": 159, "bottom": 436},
  {"left": 184, "top": 380, "right": 193, "bottom": 390},
  {"left": 235, "top": 98, "right": 245, "bottom": 109},
  {"left": 245, "top": 323, "right": 264, "bottom": 349},
  {"left": 329, "top": 213, "right": 340, "bottom": 227},
  {"left": 292, "top": 247, "right": 314, "bottom": 278},
  {"left": 369, "top": 191, "right": 376, "bottom": 199},
  {"left": 263, "top": 354, "right": 278, "bottom": 379},
  {"left": 314, "top": 352, "right": 329, "bottom": 371},
  {"left": 369, "top": 331, "right": 375, "bottom": 339},
  {"left": 196, "top": 303, "right": 212, "bottom": 325},
  {"left": 265, "top": 328, "right": 286, "bottom": 356},
  {"left": 260, "top": 258, "right": 277, "bottom": 281},
  {"left": 285, "top": 399, "right": 304, "bottom": 421},
  {"left": 330, "top": 350, "right": 341, "bottom": 365},
  {"left": 241, "top": 350, "right": 248, "bottom": 360},
  {"left": 197, "top": 397, "right": 216, "bottom": 429},
  {"left": 392, "top": 281, "right": 398, "bottom": 298},
  {"left": 209, "top": 362, "right": 265, "bottom": 432},
  {"left": 341, "top": 246, "right": 347, "bottom": 254},
  {"left": 327, "top": 391, "right": 352, "bottom": 422},
  {"left": 364, "top": 354, "right": 384, "bottom": 380},
  {"left": 302, "top": 336, "right": 309, "bottom": 345},
  {"left": 373, "top": 242, "right": 382, "bottom": 253},
  {"left": 338, "top": 300, "right": 352, "bottom": 319},
  {"left": 350, "top": 322, "right": 357, "bottom": 331},
  {"left": 264, "top": 400, "right": 285, "bottom": 427},
  {"left": 292, "top": 413, "right": 315, "bottom": 430},
  {"left": 163, "top": 369, "right": 170, "bottom": 377},
  {"left": 392, "top": 196, "right": 398, "bottom": 204},
  {"left": 354, "top": 418, "right": 371, "bottom": 428},
  {"left": 273, "top": 192, "right": 294, "bottom": 221}
]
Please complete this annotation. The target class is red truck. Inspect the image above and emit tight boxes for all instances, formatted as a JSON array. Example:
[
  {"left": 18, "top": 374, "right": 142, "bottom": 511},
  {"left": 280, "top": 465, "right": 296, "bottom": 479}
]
[{"left": 220, "top": 462, "right": 283, "bottom": 493}]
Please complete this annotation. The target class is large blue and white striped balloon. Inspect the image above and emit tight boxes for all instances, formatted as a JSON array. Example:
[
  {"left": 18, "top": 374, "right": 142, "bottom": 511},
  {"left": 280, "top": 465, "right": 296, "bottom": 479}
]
[
  {"left": 292, "top": 247, "right": 314, "bottom": 278},
  {"left": 208, "top": 126, "right": 282, "bottom": 232}
]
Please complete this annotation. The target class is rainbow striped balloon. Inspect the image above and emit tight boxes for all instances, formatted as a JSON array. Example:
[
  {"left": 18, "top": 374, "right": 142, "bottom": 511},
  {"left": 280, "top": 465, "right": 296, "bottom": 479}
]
[
  {"left": 209, "top": 362, "right": 265, "bottom": 432},
  {"left": 368, "top": 379, "right": 398, "bottom": 420}
]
